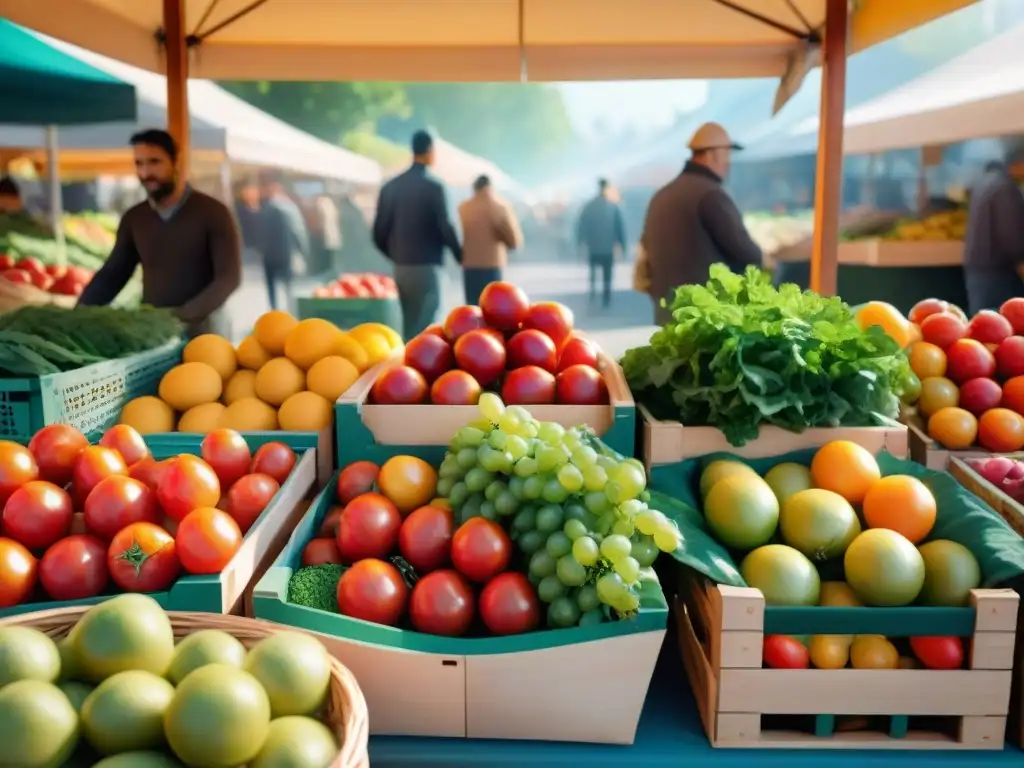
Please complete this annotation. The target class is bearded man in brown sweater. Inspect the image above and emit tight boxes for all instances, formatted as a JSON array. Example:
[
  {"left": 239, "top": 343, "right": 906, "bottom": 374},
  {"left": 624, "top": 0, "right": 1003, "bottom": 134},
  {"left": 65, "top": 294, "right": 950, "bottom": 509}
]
[{"left": 78, "top": 129, "right": 242, "bottom": 337}]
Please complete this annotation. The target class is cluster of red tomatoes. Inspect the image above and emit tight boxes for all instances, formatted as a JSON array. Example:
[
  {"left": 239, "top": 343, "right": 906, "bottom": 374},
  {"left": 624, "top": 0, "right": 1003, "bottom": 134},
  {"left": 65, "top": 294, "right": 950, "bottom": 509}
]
[
  {"left": 0, "top": 424, "right": 296, "bottom": 608},
  {"left": 302, "top": 457, "right": 541, "bottom": 637},
  {"left": 0, "top": 254, "right": 94, "bottom": 296},
  {"left": 372, "top": 281, "right": 609, "bottom": 408}
]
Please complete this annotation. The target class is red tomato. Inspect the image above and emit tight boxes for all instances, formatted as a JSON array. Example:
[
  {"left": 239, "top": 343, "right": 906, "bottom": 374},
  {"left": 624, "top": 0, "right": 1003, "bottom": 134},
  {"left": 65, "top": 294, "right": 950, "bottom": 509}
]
[
  {"left": 451, "top": 518, "right": 511, "bottom": 583},
  {"left": 336, "top": 558, "right": 408, "bottom": 626},
  {"left": 555, "top": 364, "right": 609, "bottom": 405},
  {"left": 910, "top": 636, "right": 964, "bottom": 670},
  {"left": 479, "top": 282, "right": 530, "bottom": 331},
  {"left": 370, "top": 366, "right": 429, "bottom": 405},
  {"left": 523, "top": 302, "right": 574, "bottom": 350},
  {"left": 302, "top": 538, "right": 343, "bottom": 566},
  {"left": 0, "top": 254, "right": 13, "bottom": 270},
  {"left": 175, "top": 507, "right": 242, "bottom": 574},
  {"left": 0, "top": 441, "right": 40, "bottom": 508},
  {"left": 506, "top": 329, "right": 558, "bottom": 372},
  {"left": 404, "top": 334, "right": 454, "bottom": 382},
  {"left": 225, "top": 473, "right": 280, "bottom": 532},
  {"left": 0, "top": 538, "right": 37, "bottom": 607},
  {"left": 16, "top": 257, "right": 44, "bottom": 275},
  {"left": 201, "top": 429, "right": 253, "bottom": 489},
  {"left": 83, "top": 475, "right": 159, "bottom": 540},
  {"left": 129, "top": 457, "right": 170, "bottom": 491},
  {"left": 2, "top": 481, "right": 74, "bottom": 550},
  {"left": 479, "top": 572, "right": 541, "bottom": 636},
  {"left": 430, "top": 370, "right": 482, "bottom": 405},
  {"left": 409, "top": 569, "right": 475, "bottom": 636},
  {"left": 99, "top": 424, "right": 151, "bottom": 466},
  {"left": 557, "top": 336, "right": 600, "bottom": 371},
  {"left": 0, "top": 269, "right": 32, "bottom": 285},
  {"left": 28, "top": 425, "right": 88, "bottom": 486},
  {"left": 398, "top": 505, "right": 454, "bottom": 573},
  {"left": 108, "top": 522, "right": 180, "bottom": 592},
  {"left": 453, "top": 329, "right": 507, "bottom": 388},
  {"left": 422, "top": 324, "right": 446, "bottom": 339},
  {"left": 72, "top": 446, "right": 128, "bottom": 508},
  {"left": 318, "top": 505, "right": 344, "bottom": 538},
  {"left": 501, "top": 366, "right": 556, "bottom": 405},
  {"left": 336, "top": 461, "right": 380, "bottom": 505},
  {"left": 39, "top": 534, "right": 109, "bottom": 601},
  {"left": 443, "top": 305, "right": 487, "bottom": 341},
  {"left": 337, "top": 492, "right": 402, "bottom": 563},
  {"left": 157, "top": 455, "right": 221, "bottom": 522},
  {"left": 762, "top": 635, "right": 810, "bottom": 669},
  {"left": 250, "top": 442, "right": 296, "bottom": 484}
]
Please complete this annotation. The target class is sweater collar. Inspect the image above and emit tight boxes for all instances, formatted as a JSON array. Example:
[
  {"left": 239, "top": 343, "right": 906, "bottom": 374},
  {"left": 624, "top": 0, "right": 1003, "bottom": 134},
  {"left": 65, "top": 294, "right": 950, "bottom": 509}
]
[{"left": 682, "top": 161, "right": 722, "bottom": 184}]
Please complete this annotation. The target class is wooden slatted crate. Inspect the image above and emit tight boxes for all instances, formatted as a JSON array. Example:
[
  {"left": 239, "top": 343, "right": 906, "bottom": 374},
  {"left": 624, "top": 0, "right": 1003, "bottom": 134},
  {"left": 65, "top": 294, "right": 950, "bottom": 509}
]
[{"left": 904, "top": 413, "right": 992, "bottom": 471}]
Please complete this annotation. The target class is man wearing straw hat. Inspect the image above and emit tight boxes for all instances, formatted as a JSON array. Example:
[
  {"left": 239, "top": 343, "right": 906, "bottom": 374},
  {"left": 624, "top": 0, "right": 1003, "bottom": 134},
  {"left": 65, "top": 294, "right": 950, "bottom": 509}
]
[{"left": 639, "top": 121, "right": 762, "bottom": 324}]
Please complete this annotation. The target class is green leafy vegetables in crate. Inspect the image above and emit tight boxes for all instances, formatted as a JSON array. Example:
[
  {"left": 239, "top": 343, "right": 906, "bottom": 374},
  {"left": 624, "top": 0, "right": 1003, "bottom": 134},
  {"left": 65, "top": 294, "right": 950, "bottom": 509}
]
[
  {"left": 621, "top": 265, "right": 912, "bottom": 446},
  {"left": 0, "top": 305, "right": 183, "bottom": 376}
]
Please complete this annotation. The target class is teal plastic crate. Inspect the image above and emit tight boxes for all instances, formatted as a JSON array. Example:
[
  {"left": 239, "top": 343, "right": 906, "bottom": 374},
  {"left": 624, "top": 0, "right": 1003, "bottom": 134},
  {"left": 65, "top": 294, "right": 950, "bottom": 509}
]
[
  {"left": 297, "top": 296, "right": 402, "bottom": 335},
  {"left": 252, "top": 469, "right": 668, "bottom": 742},
  {"left": 0, "top": 339, "right": 183, "bottom": 443},
  {"left": 0, "top": 433, "right": 317, "bottom": 619}
]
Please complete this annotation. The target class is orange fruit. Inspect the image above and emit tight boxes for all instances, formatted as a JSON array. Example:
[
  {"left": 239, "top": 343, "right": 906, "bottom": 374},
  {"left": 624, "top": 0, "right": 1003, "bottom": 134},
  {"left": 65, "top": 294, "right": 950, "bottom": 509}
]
[
  {"left": 1001, "top": 376, "right": 1024, "bottom": 416},
  {"left": 377, "top": 455, "right": 438, "bottom": 514},
  {"left": 810, "top": 441, "right": 881, "bottom": 505},
  {"left": 862, "top": 475, "right": 936, "bottom": 544},
  {"left": 917, "top": 376, "right": 959, "bottom": 418},
  {"left": 856, "top": 302, "right": 912, "bottom": 347},
  {"left": 927, "top": 407, "right": 978, "bottom": 449},
  {"left": 978, "top": 408, "right": 1024, "bottom": 452},
  {"left": 908, "top": 342, "right": 947, "bottom": 380}
]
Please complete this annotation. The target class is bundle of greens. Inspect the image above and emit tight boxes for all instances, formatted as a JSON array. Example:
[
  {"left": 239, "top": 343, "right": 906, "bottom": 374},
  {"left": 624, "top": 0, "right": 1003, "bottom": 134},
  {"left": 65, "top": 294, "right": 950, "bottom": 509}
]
[
  {"left": 0, "top": 305, "right": 183, "bottom": 376},
  {"left": 621, "top": 264, "right": 912, "bottom": 446}
]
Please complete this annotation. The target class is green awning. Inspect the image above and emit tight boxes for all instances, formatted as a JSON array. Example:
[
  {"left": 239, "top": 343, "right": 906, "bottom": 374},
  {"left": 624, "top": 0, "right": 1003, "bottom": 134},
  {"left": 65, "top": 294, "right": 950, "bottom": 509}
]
[{"left": 0, "top": 19, "right": 136, "bottom": 125}]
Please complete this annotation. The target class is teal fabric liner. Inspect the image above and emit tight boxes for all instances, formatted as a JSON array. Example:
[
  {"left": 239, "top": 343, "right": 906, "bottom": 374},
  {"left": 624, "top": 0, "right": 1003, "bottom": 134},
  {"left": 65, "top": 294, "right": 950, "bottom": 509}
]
[{"left": 648, "top": 448, "right": 1024, "bottom": 590}]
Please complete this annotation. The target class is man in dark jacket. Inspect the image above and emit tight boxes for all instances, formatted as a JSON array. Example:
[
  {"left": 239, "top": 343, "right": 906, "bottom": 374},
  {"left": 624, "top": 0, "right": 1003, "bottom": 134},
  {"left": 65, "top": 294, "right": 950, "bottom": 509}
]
[
  {"left": 260, "top": 173, "right": 310, "bottom": 313},
  {"left": 639, "top": 122, "right": 762, "bottom": 325},
  {"left": 963, "top": 159, "right": 1024, "bottom": 314},
  {"left": 576, "top": 179, "right": 626, "bottom": 308},
  {"left": 373, "top": 130, "right": 462, "bottom": 340}
]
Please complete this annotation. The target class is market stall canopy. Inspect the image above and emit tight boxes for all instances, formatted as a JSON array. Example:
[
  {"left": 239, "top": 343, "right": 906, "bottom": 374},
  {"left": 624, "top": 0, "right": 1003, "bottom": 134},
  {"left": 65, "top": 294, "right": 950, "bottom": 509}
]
[
  {"left": 784, "top": 22, "right": 1024, "bottom": 156},
  {"left": 0, "top": 18, "right": 136, "bottom": 124},
  {"left": 0, "top": 29, "right": 381, "bottom": 185},
  {"left": 1, "top": 0, "right": 978, "bottom": 81}
]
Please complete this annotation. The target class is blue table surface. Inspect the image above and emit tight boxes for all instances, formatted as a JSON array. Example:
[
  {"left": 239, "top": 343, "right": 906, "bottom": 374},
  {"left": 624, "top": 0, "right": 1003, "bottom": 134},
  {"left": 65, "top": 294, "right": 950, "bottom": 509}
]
[{"left": 368, "top": 638, "right": 1024, "bottom": 768}]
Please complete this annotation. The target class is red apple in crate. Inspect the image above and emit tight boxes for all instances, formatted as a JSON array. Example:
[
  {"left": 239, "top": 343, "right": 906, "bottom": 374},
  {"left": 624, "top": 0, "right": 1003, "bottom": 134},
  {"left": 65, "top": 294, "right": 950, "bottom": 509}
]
[
  {"left": 506, "top": 329, "right": 557, "bottom": 372},
  {"left": 479, "top": 281, "right": 530, "bottom": 331},
  {"left": 371, "top": 366, "right": 429, "bottom": 404},
  {"left": 920, "top": 311, "right": 968, "bottom": 350},
  {"left": 454, "top": 329, "right": 506, "bottom": 387},
  {"left": 958, "top": 377, "right": 1003, "bottom": 416},
  {"left": 404, "top": 334, "right": 454, "bottom": 382},
  {"left": 0, "top": 254, "right": 14, "bottom": 270},
  {"left": 996, "top": 336, "right": 1024, "bottom": 379},
  {"left": 444, "top": 305, "right": 486, "bottom": 341},
  {"left": 1001, "top": 298, "right": 1024, "bottom": 335},
  {"left": 502, "top": 366, "right": 556, "bottom": 405},
  {"left": 556, "top": 364, "right": 609, "bottom": 405},
  {"left": 967, "top": 310, "right": 1013, "bottom": 345},
  {"left": 1, "top": 268, "right": 32, "bottom": 285},
  {"left": 16, "top": 257, "right": 45, "bottom": 275},
  {"left": 523, "top": 302, "right": 574, "bottom": 350},
  {"left": 908, "top": 298, "right": 950, "bottom": 326},
  {"left": 558, "top": 336, "right": 600, "bottom": 371},
  {"left": 30, "top": 272, "right": 53, "bottom": 291},
  {"left": 431, "top": 370, "right": 482, "bottom": 405},
  {"left": 945, "top": 339, "right": 996, "bottom": 383},
  {"left": 422, "top": 324, "right": 446, "bottom": 339},
  {"left": 45, "top": 264, "right": 67, "bottom": 280}
]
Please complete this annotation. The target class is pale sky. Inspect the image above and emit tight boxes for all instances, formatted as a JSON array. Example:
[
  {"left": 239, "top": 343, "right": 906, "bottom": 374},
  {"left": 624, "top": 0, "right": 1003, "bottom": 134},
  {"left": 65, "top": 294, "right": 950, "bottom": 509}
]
[{"left": 556, "top": 80, "right": 709, "bottom": 135}]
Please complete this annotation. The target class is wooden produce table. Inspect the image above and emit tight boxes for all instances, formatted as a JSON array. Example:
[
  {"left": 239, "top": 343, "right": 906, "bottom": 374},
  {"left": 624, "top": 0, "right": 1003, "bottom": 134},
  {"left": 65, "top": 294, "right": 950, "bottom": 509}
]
[{"left": 773, "top": 241, "right": 967, "bottom": 316}]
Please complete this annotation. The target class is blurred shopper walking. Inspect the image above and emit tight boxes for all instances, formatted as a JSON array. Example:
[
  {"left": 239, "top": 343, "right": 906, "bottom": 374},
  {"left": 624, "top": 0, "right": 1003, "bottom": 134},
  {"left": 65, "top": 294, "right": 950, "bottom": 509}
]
[
  {"left": 576, "top": 178, "right": 626, "bottom": 309},
  {"left": 457, "top": 175, "right": 523, "bottom": 305},
  {"left": 373, "top": 129, "right": 462, "bottom": 340},
  {"left": 964, "top": 154, "right": 1024, "bottom": 314},
  {"left": 260, "top": 172, "right": 310, "bottom": 313}
]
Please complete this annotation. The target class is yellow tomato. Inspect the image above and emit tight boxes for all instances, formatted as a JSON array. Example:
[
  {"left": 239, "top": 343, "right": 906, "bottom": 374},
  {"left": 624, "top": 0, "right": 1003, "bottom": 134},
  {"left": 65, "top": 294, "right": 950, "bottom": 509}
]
[{"left": 850, "top": 635, "right": 899, "bottom": 670}]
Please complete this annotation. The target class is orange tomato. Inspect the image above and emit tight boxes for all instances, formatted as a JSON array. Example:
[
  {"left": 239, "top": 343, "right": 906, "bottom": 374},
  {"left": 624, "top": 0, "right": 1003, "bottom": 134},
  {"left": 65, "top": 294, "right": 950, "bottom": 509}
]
[
  {"left": 908, "top": 342, "right": 947, "bottom": 380},
  {"left": 1001, "top": 376, "right": 1024, "bottom": 416},
  {"left": 856, "top": 302, "right": 912, "bottom": 348},
  {"left": 377, "top": 456, "right": 438, "bottom": 514},
  {"left": 917, "top": 377, "right": 959, "bottom": 418},
  {"left": 927, "top": 407, "right": 978, "bottom": 449},
  {"left": 978, "top": 408, "right": 1024, "bottom": 452},
  {"left": 862, "top": 475, "right": 936, "bottom": 544},
  {"left": 810, "top": 441, "right": 881, "bottom": 505}
]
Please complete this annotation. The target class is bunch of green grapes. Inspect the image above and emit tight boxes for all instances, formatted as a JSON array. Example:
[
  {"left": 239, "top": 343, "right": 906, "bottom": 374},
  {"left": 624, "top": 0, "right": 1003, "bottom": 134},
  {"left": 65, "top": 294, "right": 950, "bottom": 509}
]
[{"left": 436, "top": 393, "right": 681, "bottom": 629}]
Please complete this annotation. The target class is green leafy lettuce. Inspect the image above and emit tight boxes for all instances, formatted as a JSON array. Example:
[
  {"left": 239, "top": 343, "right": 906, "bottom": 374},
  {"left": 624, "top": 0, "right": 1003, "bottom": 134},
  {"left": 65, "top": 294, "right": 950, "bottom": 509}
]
[{"left": 622, "top": 264, "right": 911, "bottom": 446}]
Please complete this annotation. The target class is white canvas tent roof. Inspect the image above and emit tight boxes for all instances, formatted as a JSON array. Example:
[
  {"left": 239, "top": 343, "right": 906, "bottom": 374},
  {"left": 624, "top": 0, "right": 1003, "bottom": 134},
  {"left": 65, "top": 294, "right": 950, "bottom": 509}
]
[
  {"left": 789, "top": 22, "right": 1024, "bottom": 156},
  {"left": 0, "top": 30, "right": 382, "bottom": 185}
]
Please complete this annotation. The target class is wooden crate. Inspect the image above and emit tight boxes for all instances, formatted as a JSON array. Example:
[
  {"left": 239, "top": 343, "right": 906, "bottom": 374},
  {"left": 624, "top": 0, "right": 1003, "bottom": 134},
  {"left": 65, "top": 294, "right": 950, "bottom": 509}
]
[
  {"left": 836, "top": 239, "right": 963, "bottom": 268},
  {"left": 904, "top": 414, "right": 992, "bottom": 471},
  {"left": 948, "top": 458, "right": 1024, "bottom": 537},
  {"left": 677, "top": 577, "right": 1018, "bottom": 750},
  {"left": 640, "top": 403, "right": 908, "bottom": 469}
]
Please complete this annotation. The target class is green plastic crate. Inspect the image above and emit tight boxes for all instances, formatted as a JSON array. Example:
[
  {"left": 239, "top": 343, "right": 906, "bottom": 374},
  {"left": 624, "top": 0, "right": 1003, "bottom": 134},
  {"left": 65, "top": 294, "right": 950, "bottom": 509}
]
[
  {"left": 297, "top": 296, "right": 402, "bottom": 335},
  {"left": 0, "top": 339, "right": 183, "bottom": 443},
  {"left": 0, "top": 433, "right": 317, "bottom": 619}
]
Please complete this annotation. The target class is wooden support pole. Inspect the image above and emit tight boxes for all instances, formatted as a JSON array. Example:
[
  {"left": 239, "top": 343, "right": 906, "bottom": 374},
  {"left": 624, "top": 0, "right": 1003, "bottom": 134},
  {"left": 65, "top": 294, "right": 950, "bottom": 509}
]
[
  {"left": 163, "top": 0, "right": 190, "bottom": 185},
  {"left": 809, "top": 0, "right": 848, "bottom": 296}
]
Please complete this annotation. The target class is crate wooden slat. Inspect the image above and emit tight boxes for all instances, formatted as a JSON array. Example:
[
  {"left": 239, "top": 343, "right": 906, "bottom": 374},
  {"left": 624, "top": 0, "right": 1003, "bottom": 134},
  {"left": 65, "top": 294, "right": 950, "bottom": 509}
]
[
  {"left": 677, "top": 579, "right": 1018, "bottom": 750},
  {"left": 948, "top": 458, "right": 1024, "bottom": 537},
  {"left": 641, "top": 403, "right": 908, "bottom": 469},
  {"left": 904, "top": 413, "right": 994, "bottom": 471},
  {"left": 837, "top": 239, "right": 963, "bottom": 268}
]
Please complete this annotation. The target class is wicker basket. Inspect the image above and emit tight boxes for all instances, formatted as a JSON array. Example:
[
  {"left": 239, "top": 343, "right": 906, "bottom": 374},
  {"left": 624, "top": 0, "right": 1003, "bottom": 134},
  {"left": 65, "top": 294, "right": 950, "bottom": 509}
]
[{"left": 0, "top": 606, "right": 369, "bottom": 768}]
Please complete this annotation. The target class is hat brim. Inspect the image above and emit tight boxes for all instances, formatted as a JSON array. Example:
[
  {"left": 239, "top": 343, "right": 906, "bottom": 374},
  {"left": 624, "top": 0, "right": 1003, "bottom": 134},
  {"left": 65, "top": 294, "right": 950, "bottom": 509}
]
[{"left": 691, "top": 142, "right": 744, "bottom": 152}]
